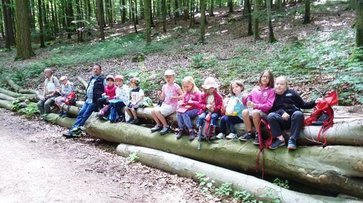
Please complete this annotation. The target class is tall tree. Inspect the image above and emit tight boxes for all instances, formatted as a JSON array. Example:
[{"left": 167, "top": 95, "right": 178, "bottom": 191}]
[
  {"left": 105, "top": 0, "right": 113, "bottom": 27},
  {"left": 37, "top": 0, "right": 46, "bottom": 47},
  {"left": 65, "top": 0, "right": 74, "bottom": 39},
  {"left": 96, "top": 0, "right": 105, "bottom": 40},
  {"left": 209, "top": 0, "right": 214, "bottom": 16},
  {"left": 120, "top": 0, "right": 127, "bottom": 23},
  {"left": 245, "top": 0, "right": 252, "bottom": 36},
  {"left": 183, "top": 0, "right": 189, "bottom": 20},
  {"left": 161, "top": 0, "right": 167, "bottom": 32},
  {"left": 357, "top": 0, "right": 363, "bottom": 48},
  {"left": 253, "top": 0, "right": 262, "bottom": 41},
  {"left": 228, "top": 0, "right": 233, "bottom": 13},
  {"left": 144, "top": 0, "right": 151, "bottom": 44},
  {"left": 267, "top": 0, "right": 276, "bottom": 43},
  {"left": 2, "top": 0, "right": 16, "bottom": 49},
  {"left": 14, "top": 0, "right": 35, "bottom": 59},
  {"left": 303, "top": 0, "right": 310, "bottom": 24},
  {"left": 200, "top": 0, "right": 206, "bottom": 43}
]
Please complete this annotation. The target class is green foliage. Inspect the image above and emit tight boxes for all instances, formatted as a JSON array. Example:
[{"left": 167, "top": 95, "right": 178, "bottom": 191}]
[
  {"left": 215, "top": 183, "right": 233, "bottom": 197},
  {"left": 272, "top": 178, "right": 289, "bottom": 189},
  {"left": 190, "top": 54, "right": 217, "bottom": 69},
  {"left": 17, "top": 102, "right": 40, "bottom": 118},
  {"left": 256, "top": 188, "right": 281, "bottom": 203},
  {"left": 195, "top": 173, "right": 216, "bottom": 194},
  {"left": 233, "top": 190, "right": 257, "bottom": 203},
  {"left": 126, "top": 152, "right": 139, "bottom": 163}
]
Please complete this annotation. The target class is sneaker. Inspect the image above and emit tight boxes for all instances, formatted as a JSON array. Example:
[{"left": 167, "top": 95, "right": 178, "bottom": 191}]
[
  {"left": 71, "top": 127, "right": 81, "bottom": 133},
  {"left": 226, "top": 133, "right": 237, "bottom": 139},
  {"left": 239, "top": 132, "right": 255, "bottom": 141},
  {"left": 151, "top": 125, "right": 162, "bottom": 133},
  {"left": 188, "top": 130, "right": 196, "bottom": 141},
  {"left": 176, "top": 131, "right": 183, "bottom": 140},
  {"left": 216, "top": 133, "right": 225, "bottom": 139},
  {"left": 269, "top": 139, "right": 285, "bottom": 150},
  {"left": 127, "top": 118, "right": 134, "bottom": 123},
  {"left": 160, "top": 127, "right": 170, "bottom": 135},
  {"left": 62, "top": 131, "right": 80, "bottom": 139},
  {"left": 253, "top": 135, "right": 260, "bottom": 145},
  {"left": 130, "top": 119, "right": 140, "bottom": 125},
  {"left": 287, "top": 138, "right": 297, "bottom": 150}
]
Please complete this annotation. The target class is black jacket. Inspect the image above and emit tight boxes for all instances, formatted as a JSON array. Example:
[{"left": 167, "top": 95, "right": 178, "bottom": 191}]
[
  {"left": 270, "top": 89, "right": 316, "bottom": 115},
  {"left": 86, "top": 75, "right": 105, "bottom": 105}
]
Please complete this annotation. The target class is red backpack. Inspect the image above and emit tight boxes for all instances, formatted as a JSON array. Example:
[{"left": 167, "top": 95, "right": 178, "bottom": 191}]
[
  {"left": 64, "top": 92, "right": 77, "bottom": 106},
  {"left": 304, "top": 91, "right": 338, "bottom": 147},
  {"left": 255, "top": 118, "right": 273, "bottom": 179}
]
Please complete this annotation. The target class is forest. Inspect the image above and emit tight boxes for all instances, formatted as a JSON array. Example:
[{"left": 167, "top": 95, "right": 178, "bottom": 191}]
[{"left": 0, "top": 0, "right": 363, "bottom": 202}]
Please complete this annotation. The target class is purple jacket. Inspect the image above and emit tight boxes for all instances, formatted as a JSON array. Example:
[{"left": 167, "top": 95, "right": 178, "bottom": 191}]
[
  {"left": 181, "top": 90, "right": 202, "bottom": 110},
  {"left": 243, "top": 86, "right": 275, "bottom": 113}
]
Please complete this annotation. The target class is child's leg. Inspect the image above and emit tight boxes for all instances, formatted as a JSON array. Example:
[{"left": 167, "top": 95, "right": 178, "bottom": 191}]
[
  {"left": 209, "top": 113, "right": 219, "bottom": 136},
  {"left": 125, "top": 108, "right": 133, "bottom": 119},
  {"left": 176, "top": 112, "right": 185, "bottom": 130},
  {"left": 151, "top": 109, "right": 162, "bottom": 126},
  {"left": 196, "top": 112, "right": 207, "bottom": 128},
  {"left": 219, "top": 115, "right": 229, "bottom": 134},
  {"left": 131, "top": 109, "right": 138, "bottom": 120},
  {"left": 182, "top": 109, "right": 199, "bottom": 130},
  {"left": 227, "top": 116, "right": 243, "bottom": 133},
  {"left": 251, "top": 110, "right": 263, "bottom": 132},
  {"left": 155, "top": 110, "right": 168, "bottom": 127},
  {"left": 242, "top": 109, "right": 253, "bottom": 132}
]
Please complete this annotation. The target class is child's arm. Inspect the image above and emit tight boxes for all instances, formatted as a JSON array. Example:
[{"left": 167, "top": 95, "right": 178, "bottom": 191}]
[
  {"left": 213, "top": 92, "right": 223, "bottom": 113},
  {"left": 135, "top": 90, "right": 145, "bottom": 105},
  {"left": 254, "top": 89, "right": 275, "bottom": 113}
]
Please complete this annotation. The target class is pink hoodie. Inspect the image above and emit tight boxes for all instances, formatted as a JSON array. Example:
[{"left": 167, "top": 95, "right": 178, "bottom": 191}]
[{"left": 243, "top": 86, "right": 275, "bottom": 113}]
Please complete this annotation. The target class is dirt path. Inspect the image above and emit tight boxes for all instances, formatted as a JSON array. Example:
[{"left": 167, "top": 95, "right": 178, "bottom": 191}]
[{"left": 0, "top": 109, "right": 209, "bottom": 203}]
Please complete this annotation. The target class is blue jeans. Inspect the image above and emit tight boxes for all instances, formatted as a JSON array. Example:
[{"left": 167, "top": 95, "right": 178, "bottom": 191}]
[
  {"left": 176, "top": 109, "right": 199, "bottom": 130},
  {"left": 220, "top": 115, "right": 243, "bottom": 134},
  {"left": 267, "top": 111, "right": 304, "bottom": 140},
  {"left": 197, "top": 112, "right": 219, "bottom": 127},
  {"left": 72, "top": 102, "right": 97, "bottom": 129}
]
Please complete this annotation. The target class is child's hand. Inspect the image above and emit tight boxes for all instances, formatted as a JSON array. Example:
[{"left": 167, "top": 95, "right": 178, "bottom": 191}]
[
  {"left": 247, "top": 101, "right": 255, "bottom": 108},
  {"left": 282, "top": 112, "right": 290, "bottom": 121},
  {"left": 102, "top": 93, "right": 106, "bottom": 96},
  {"left": 157, "top": 90, "right": 162, "bottom": 97}
]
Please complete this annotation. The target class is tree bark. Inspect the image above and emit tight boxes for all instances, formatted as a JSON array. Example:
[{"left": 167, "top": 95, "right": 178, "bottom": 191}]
[
  {"left": 37, "top": 0, "right": 46, "bottom": 48},
  {"left": 2, "top": 0, "right": 16, "bottom": 49},
  {"left": 14, "top": 0, "right": 35, "bottom": 60},
  {"left": 116, "top": 144, "right": 362, "bottom": 203},
  {"left": 253, "top": 0, "right": 261, "bottom": 41},
  {"left": 120, "top": 0, "right": 127, "bottom": 23},
  {"left": 246, "top": 0, "right": 253, "bottom": 36},
  {"left": 5, "top": 78, "right": 37, "bottom": 94},
  {"left": 105, "top": 0, "right": 113, "bottom": 27},
  {"left": 356, "top": 0, "right": 363, "bottom": 48},
  {"left": 303, "top": 0, "right": 310, "bottom": 24},
  {"left": 200, "top": 0, "right": 206, "bottom": 43},
  {"left": 161, "top": 0, "right": 167, "bottom": 32},
  {"left": 63, "top": 114, "right": 363, "bottom": 199},
  {"left": 65, "top": 0, "right": 74, "bottom": 39},
  {"left": 144, "top": 0, "right": 151, "bottom": 43},
  {"left": 96, "top": 0, "right": 105, "bottom": 40},
  {"left": 267, "top": 0, "right": 276, "bottom": 43},
  {"left": 228, "top": 0, "right": 233, "bottom": 13},
  {"left": 209, "top": 0, "right": 214, "bottom": 16}
]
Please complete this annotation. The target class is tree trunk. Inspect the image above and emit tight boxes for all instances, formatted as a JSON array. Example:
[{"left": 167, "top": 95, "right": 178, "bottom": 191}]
[
  {"left": 161, "top": 0, "right": 167, "bottom": 32},
  {"left": 116, "top": 144, "right": 362, "bottom": 203},
  {"left": 139, "top": 0, "right": 144, "bottom": 19},
  {"left": 144, "top": 0, "right": 151, "bottom": 43},
  {"left": 30, "top": 0, "right": 36, "bottom": 29},
  {"left": 14, "top": 0, "right": 35, "bottom": 60},
  {"left": 134, "top": 0, "right": 138, "bottom": 24},
  {"left": 149, "top": 0, "right": 155, "bottom": 27},
  {"left": 96, "top": 0, "right": 105, "bottom": 40},
  {"left": 120, "top": 0, "right": 127, "bottom": 23},
  {"left": 209, "top": 0, "right": 214, "bottom": 16},
  {"left": 37, "top": 0, "right": 46, "bottom": 48},
  {"left": 356, "top": 0, "right": 363, "bottom": 48},
  {"left": 246, "top": 0, "right": 252, "bottom": 36},
  {"left": 276, "top": 0, "right": 282, "bottom": 9},
  {"left": 228, "top": 0, "right": 233, "bottom": 13},
  {"left": 44, "top": 114, "right": 363, "bottom": 199},
  {"left": 253, "top": 0, "right": 261, "bottom": 41},
  {"left": 303, "top": 0, "right": 310, "bottom": 24},
  {"left": 200, "top": 0, "right": 206, "bottom": 43},
  {"left": 130, "top": 0, "right": 138, "bottom": 32},
  {"left": 267, "top": 0, "right": 276, "bottom": 43},
  {"left": 174, "top": 0, "right": 179, "bottom": 18},
  {"left": 105, "top": 0, "right": 113, "bottom": 27},
  {"left": 65, "top": 0, "right": 74, "bottom": 39},
  {"left": 189, "top": 0, "right": 195, "bottom": 27},
  {"left": 51, "top": 0, "right": 59, "bottom": 36},
  {"left": 2, "top": 0, "right": 16, "bottom": 49}
]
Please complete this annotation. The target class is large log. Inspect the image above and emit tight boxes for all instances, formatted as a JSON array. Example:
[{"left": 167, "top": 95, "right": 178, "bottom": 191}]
[
  {"left": 60, "top": 104, "right": 363, "bottom": 146},
  {"left": 0, "top": 93, "right": 15, "bottom": 101},
  {"left": 76, "top": 114, "right": 363, "bottom": 198},
  {"left": 0, "top": 87, "right": 37, "bottom": 101},
  {"left": 116, "top": 144, "right": 361, "bottom": 203},
  {"left": 5, "top": 78, "right": 38, "bottom": 94},
  {"left": 0, "top": 99, "right": 13, "bottom": 110}
]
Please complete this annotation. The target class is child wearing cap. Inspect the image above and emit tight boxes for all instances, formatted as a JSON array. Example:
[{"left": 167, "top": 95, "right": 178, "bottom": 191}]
[
  {"left": 98, "top": 74, "right": 116, "bottom": 118},
  {"left": 55, "top": 76, "right": 74, "bottom": 117},
  {"left": 150, "top": 69, "right": 183, "bottom": 135},
  {"left": 125, "top": 77, "right": 144, "bottom": 124},
  {"left": 197, "top": 77, "right": 223, "bottom": 139}
]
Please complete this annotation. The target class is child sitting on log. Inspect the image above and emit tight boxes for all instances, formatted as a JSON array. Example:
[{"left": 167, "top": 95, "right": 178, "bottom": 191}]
[
  {"left": 125, "top": 77, "right": 144, "bottom": 124},
  {"left": 240, "top": 70, "right": 275, "bottom": 143},
  {"left": 267, "top": 76, "right": 319, "bottom": 150},
  {"left": 98, "top": 75, "right": 116, "bottom": 119},
  {"left": 216, "top": 80, "right": 245, "bottom": 140},
  {"left": 150, "top": 69, "right": 183, "bottom": 135},
  {"left": 107, "top": 74, "right": 129, "bottom": 122},
  {"left": 197, "top": 77, "right": 223, "bottom": 139},
  {"left": 176, "top": 76, "right": 202, "bottom": 141},
  {"left": 55, "top": 76, "right": 74, "bottom": 117}
]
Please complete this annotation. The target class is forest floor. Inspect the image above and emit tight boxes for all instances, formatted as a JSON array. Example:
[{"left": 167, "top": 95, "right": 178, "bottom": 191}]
[{"left": 0, "top": 108, "right": 224, "bottom": 203}]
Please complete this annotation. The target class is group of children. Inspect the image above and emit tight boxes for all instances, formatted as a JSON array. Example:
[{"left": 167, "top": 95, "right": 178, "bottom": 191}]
[{"left": 39, "top": 67, "right": 318, "bottom": 150}]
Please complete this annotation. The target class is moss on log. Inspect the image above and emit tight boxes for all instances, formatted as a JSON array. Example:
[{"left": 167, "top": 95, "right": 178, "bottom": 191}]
[
  {"left": 116, "top": 144, "right": 361, "bottom": 203},
  {"left": 0, "top": 93, "right": 15, "bottom": 101},
  {"left": 6, "top": 78, "right": 37, "bottom": 94},
  {"left": 0, "top": 99, "right": 13, "bottom": 110}
]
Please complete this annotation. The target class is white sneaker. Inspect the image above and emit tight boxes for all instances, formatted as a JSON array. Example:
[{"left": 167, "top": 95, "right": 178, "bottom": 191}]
[
  {"left": 226, "top": 133, "right": 237, "bottom": 139},
  {"left": 216, "top": 133, "right": 225, "bottom": 139}
]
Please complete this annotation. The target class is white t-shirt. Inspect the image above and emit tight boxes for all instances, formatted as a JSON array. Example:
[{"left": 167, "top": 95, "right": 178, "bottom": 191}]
[{"left": 115, "top": 85, "right": 130, "bottom": 104}]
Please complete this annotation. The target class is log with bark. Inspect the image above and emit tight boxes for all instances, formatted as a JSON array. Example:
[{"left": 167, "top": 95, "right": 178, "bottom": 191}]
[
  {"left": 64, "top": 114, "right": 363, "bottom": 199},
  {"left": 0, "top": 93, "right": 15, "bottom": 101},
  {"left": 5, "top": 78, "right": 38, "bottom": 94},
  {"left": 0, "top": 87, "right": 37, "bottom": 101},
  {"left": 116, "top": 143, "right": 361, "bottom": 203},
  {"left": 59, "top": 103, "right": 363, "bottom": 146}
]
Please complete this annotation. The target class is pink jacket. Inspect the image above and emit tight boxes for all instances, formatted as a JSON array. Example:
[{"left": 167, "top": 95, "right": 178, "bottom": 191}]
[
  {"left": 181, "top": 91, "right": 202, "bottom": 110},
  {"left": 199, "top": 91, "right": 223, "bottom": 114},
  {"left": 104, "top": 84, "right": 116, "bottom": 100},
  {"left": 243, "top": 86, "right": 275, "bottom": 113}
]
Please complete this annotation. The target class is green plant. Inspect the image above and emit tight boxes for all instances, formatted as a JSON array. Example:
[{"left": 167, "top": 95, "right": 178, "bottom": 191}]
[
  {"left": 126, "top": 152, "right": 139, "bottom": 163},
  {"left": 233, "top": 190, "right": 257, "bottom": 203},
  {"left": 256, "top": 187, "right": 281, "bottom": 203},
  {"left": 18, "top": 102, "right": 40, "bottom": 118},
  {"left": 195, "top": 173, "right": 216, "bottom": 194},
  {"left": 273, "top": 178, "right": 289, "bottom": 189},
  {"left": 215, "top": 183, "right": 233, "bottom": 197}
]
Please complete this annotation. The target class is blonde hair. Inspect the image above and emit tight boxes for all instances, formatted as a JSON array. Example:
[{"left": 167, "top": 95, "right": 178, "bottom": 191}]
[
  {"left": 275, "top": 76, "right": 288, "bottom": 86},
  {"left": 182, "top": 76, "right": 199, "bottom": 93}
]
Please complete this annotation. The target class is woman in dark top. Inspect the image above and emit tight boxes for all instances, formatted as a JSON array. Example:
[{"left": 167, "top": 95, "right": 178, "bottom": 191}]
[{"left": 267, "top": 76, "right": 319, "bottom": 150}]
